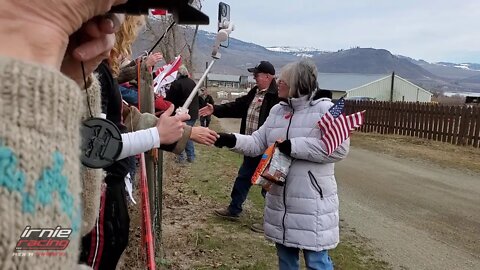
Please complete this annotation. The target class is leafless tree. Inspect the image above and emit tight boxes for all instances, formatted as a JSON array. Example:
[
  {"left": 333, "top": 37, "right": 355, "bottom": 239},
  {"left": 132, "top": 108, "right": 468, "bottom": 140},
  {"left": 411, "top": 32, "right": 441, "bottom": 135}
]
[{"left": 143, "top": 0, "right": 203, "bottom": 73}]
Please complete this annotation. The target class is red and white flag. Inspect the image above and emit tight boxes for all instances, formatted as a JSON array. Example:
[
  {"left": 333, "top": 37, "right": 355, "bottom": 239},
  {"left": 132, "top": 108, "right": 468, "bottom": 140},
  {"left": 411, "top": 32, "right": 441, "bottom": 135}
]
[
  {"left": 153, "top": 55, "right": 182, "bottom": 96},
  {"left": 317, "top": 98, "right": 365, "bottom": 155}
]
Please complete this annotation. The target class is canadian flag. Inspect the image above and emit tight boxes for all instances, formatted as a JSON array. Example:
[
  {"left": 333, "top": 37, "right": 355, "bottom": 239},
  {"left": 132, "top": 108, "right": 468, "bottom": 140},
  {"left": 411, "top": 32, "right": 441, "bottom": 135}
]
[
  {"left": 151, "top": 9, "right": 168, "bottom": 16},
  {"left": 153, "top": 55, "right": 182, "bottom": 97}
]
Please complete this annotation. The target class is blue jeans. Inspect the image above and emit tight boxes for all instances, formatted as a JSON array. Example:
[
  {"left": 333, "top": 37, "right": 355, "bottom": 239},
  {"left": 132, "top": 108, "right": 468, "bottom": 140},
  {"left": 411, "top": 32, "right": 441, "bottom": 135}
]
[
  {"left": 276, "top": 244, "right": 334, "bottom": 270},
  {"left": 119, "top": 85, "right": 138, "bottom": 105},
  {"left": 179, "top": 119, "right": 196, "bottom": 161},
  {"left": 228, "top": 155, "right": 263, "bottom": 216}
]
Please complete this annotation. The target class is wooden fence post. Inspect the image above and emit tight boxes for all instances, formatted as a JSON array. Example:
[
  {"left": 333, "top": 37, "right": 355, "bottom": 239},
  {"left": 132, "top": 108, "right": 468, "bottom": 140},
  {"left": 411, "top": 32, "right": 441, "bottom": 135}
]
[
  {"left": 473, "top": 106, "right": 480, "bottom": 148},
  {"left": 347, "top": 100, "right": 479, "bottom": 148},
  {"left": 458, "top": 106, "right": 470, "bottom": 146}
]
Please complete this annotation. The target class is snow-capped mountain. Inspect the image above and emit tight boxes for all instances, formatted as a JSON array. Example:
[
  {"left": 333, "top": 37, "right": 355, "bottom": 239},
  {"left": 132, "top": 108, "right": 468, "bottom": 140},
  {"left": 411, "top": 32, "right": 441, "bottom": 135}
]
[
  {"left": 434, "top": 62, "right": 480, "bottom": 72},
  {"left": 266, "top": 46, "right": 328, "bottom": 58},
  {"left": 134, "top": 25, "right": 480, "bottom": 93}
]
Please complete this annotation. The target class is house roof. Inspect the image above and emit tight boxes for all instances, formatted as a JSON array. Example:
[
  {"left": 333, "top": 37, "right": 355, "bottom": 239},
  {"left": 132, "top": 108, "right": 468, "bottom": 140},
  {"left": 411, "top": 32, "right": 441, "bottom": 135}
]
[
  {"left": 317, "top": 73, "right": 389, "bottom": 91},
  {"left": 192, "top": 73, "right": 240, "bottom": 82},
  {"left": 207, "top": 73, "right": 240, "bottom": 82}
]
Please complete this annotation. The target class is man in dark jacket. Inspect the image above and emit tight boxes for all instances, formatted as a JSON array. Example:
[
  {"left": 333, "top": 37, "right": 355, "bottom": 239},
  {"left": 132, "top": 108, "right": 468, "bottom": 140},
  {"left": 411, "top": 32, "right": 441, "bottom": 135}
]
[
  {"left": 199, "top": 61, "right": 279, "bottom": 232},
  {"left": 198, "top": 87, "right": 215, "bottom": 127},
  {"left": 166, "top": 65, "right": 199, "bottom": 163}
]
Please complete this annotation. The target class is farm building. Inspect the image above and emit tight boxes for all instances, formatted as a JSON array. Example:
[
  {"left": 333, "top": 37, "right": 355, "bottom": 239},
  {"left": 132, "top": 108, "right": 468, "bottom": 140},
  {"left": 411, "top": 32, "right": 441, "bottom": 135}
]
[
  {"left": 465, "top": 93, "right": 480, "bottom": 106},
  {"left": 317, "top": 73, "right": 432, "bottom": 102},
  {"left": 193, "top": 73, "right": 241, "bottom": 88}
]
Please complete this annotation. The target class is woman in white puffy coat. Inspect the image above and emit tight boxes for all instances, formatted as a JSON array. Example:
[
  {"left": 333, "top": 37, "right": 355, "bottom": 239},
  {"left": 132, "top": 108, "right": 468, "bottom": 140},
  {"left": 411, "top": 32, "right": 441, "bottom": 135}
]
[{"left": 214, "top": 59, "right": 350, "bottom": 270}]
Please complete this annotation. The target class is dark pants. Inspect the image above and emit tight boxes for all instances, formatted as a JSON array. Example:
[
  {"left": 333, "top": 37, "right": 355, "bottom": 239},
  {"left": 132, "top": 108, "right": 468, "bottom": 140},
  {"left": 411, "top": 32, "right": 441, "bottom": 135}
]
[
  {"left": 179, "top": 119, "right": 196, "bottom": 162},
  {"left": 228, "top": 155, "right": 265, "bottom": 216},
  {"left": 80, "top": 175, "right": 130, "bottom": 270},
  {"left": 200, "top": 116, "right": 211, "bottom": 127}
]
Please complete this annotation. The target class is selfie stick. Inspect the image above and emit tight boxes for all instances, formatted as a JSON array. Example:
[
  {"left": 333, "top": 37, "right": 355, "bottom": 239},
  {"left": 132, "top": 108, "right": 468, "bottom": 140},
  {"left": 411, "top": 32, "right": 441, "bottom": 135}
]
[{"left": 176, "top": 21, "right": 234, "bottom": 115}]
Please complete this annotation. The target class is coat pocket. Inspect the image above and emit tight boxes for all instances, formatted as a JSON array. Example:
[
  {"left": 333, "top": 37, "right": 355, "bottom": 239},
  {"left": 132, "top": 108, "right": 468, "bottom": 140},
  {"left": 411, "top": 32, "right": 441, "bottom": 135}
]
[{"left": 308, "top": 171, "right": 323, "bottom": 199}]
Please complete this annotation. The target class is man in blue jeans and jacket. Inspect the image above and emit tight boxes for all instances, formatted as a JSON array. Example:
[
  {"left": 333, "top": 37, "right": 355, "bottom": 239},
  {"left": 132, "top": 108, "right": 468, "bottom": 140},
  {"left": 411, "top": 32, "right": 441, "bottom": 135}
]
[
  {"left": 199, "top": 61, "right": 279, "bottom": 232},
  {"left": 166, "top": 65, "right": 199, "bottom": 163}
]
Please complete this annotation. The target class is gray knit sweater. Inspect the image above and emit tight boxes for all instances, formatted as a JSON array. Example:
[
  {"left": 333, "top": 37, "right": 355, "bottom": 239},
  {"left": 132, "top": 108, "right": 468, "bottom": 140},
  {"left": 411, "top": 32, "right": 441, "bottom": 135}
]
[{"left": 0, "top": 56, "right": 86, "bottom": 269}]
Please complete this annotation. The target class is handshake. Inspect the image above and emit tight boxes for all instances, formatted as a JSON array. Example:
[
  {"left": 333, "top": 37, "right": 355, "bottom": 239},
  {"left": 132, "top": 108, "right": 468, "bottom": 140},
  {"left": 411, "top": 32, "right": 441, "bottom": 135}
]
[
  {"left": 152, "top": 105, "right": 218, "bottom": 146},
  {"left": 213, "top": 133, "right": 292, "bottom": 157}
]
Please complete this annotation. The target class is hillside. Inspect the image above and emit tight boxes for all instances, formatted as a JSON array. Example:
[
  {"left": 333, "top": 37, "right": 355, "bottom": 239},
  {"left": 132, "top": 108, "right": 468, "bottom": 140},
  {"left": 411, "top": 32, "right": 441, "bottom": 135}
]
[
  {"left": 133, "top": 24, "right": 480, "bottom": 93},
  {"left": 311, "top": 48, "right": 436, "bottom": 80}
]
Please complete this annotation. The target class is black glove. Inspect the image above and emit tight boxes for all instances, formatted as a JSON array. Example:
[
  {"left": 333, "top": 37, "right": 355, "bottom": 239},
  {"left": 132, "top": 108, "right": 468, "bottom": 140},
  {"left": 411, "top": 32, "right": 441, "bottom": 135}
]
[
  {"left": 277, "top": 140, "right": 291, "bottom": 156},
  {"left": 214, "top": 133, "right": 236, "bottom": 148}
]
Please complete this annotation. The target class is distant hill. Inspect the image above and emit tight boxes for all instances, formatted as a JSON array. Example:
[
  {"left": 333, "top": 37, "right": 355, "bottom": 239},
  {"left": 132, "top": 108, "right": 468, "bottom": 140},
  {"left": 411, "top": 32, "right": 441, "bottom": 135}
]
[
  {"left": 459, "top": 74, "right": 480, "bottom": 84},
  {"left": 398, "top": 56, "right": 480, "bottom": 80},
  {"left": 133, "top": 27, "right": 297, "bottom": 75},
  {"left": 311, "top": 48, "right": 436, "bottom": 80},
  {"left": 133, "top": 25, "right": 480, "bottom": 93},
  {"left": 190, "top": 30, "right": 297, "bottom": 74}
]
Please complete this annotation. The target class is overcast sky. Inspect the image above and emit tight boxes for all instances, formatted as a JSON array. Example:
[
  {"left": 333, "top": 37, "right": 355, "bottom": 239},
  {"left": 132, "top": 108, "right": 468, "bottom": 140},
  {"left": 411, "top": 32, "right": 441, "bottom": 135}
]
[{"left": 199, "top": 0, "right": 480, "bottom": 63}]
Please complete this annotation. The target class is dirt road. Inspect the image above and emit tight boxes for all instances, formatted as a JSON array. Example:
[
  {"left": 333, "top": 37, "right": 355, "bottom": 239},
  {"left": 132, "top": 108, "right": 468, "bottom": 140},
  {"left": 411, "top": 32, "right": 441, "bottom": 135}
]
[
  {"left": 217, "top": 118, "right": 480, "bottom": 270},
  {"left": 336, "top": 148, "right": 480, "bottom": 270}
]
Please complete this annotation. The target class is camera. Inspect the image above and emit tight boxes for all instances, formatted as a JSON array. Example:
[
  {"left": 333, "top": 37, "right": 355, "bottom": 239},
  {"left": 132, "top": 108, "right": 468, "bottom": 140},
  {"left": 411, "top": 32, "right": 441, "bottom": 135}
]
[{"left": 110, "top": 0, "right": 209, "bottom": 25}]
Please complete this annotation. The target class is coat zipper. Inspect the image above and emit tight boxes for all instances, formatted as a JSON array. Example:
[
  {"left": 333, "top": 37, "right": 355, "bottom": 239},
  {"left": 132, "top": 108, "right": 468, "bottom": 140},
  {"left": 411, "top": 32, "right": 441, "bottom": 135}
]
[
  {"left": 282, "top": 105, "right": 294, "bottom": 244},
  {"left": 308, "top": 171, "right": 324, "bottom": 199}
]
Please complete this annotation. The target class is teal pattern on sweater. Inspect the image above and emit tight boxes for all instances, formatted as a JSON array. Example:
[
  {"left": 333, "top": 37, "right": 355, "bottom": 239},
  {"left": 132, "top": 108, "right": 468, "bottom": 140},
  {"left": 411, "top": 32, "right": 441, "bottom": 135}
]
[{"left": 0, "top": 143, "right": 80, "bottom": 233}]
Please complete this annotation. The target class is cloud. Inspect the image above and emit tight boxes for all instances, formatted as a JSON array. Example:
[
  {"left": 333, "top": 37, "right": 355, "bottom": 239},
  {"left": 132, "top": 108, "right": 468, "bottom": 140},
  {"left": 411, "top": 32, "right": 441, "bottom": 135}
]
[{"left": 200, "top": 0, "right": 480, "bottom": 63}]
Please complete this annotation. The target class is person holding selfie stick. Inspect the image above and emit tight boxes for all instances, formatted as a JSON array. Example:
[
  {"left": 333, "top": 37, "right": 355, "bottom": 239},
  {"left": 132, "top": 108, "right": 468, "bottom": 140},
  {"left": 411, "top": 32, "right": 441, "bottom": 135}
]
[{"left": 0, "top": 0, "right": 127, "bottom": 269}]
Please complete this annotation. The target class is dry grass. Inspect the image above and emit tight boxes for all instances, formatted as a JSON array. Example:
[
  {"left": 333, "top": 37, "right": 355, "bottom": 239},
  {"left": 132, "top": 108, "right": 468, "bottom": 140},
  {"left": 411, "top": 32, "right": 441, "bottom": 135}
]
[
  {"left": 350, "top": 132, "right": 480, "bottom": 173},
  {"left": 119, "top": 119, "right": 393, "bottom": 270},
  {"left": 118, "top": 122, "right": 480, "bottom": 270}
]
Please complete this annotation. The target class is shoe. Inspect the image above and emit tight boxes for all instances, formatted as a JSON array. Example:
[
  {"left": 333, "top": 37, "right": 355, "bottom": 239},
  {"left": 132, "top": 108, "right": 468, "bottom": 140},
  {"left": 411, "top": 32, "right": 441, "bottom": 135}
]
[
  {"left": 187, "top": 157, "right": 194, "bottom": 163},
  {"left": 175, "top": 158, "right": 186, "bottom": 165},
  {"left": 250, "top": 222, "right": 264, "bottom": 233},
  {"left": 214, "top": 207, "right": 239, "bottom": 221}
]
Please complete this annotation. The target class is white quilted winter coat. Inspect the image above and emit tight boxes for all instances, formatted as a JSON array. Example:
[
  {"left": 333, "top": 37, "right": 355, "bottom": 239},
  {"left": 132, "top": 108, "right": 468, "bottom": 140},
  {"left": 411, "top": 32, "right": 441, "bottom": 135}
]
[{"left": 233, "top": 96, "right": 349, "bottom": 251}]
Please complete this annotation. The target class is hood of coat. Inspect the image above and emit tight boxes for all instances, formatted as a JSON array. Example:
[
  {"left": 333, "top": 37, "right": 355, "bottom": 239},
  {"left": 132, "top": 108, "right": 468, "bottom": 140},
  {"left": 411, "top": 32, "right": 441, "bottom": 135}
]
[{"left": 279, "top": 95, "right": 332, "bottom": 112}]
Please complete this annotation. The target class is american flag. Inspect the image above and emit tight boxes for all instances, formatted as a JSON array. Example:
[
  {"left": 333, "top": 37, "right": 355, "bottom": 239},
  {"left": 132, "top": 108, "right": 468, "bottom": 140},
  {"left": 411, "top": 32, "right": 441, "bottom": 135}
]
[{"left": 318, "top": 98, "right": 366, "bottom": 155}]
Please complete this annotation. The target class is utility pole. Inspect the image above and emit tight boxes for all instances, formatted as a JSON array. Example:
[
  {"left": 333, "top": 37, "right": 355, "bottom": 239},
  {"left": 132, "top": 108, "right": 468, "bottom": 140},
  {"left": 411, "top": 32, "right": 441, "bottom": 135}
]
[
  {"left": 205, "top": 61, "right": 209, "bottom": 88},
  {"left": 390, "top": 71, "right": 395, "bottom": 102}
]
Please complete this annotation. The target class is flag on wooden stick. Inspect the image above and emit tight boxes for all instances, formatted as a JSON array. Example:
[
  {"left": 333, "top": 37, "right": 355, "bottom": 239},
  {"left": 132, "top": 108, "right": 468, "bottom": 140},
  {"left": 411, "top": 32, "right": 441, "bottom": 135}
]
[{"left": 318, "top": 98, "right": 366, "bottom": 155}]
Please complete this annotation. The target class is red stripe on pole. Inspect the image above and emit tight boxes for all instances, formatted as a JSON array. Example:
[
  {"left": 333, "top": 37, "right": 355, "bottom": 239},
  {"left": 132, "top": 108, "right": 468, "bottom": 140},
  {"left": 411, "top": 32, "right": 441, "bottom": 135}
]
[{"left": 140, "top": 153, "right": 156, "bottom": 270}]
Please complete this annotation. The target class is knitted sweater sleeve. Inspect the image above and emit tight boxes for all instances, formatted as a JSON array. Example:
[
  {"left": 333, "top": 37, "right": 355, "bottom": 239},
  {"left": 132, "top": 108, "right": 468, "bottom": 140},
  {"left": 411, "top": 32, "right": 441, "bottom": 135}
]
[
  {"left": 0, "top": 57, "right": 83, "bottom": 269},
  {"left": 80, "top": 75, "right": 104, "bottom": 236}
]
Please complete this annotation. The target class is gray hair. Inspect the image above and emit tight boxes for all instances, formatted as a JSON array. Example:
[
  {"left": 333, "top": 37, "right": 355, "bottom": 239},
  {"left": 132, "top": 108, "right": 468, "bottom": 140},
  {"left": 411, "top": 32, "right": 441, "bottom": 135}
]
[
  {"left": 288, "top": 59, "right": 318, "bottom": 98},
  {"left": 278, "top": 62, "right": 295, "bottom": 89},
  {"left": 178, "top": 65, "right": 189, "bottom": 76}
]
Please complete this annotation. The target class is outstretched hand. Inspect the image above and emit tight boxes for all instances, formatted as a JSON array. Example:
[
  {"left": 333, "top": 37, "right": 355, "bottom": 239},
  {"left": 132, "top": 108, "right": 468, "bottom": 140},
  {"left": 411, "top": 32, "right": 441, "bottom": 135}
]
[
  {"left": 156, "top": 105, "right": 190, "bottom": 145},
  {"left": 199, "top": 103, "right": 214, "bottom": 117},
  {"left": 190, "top": 127, "right": 218, "bottom": 146},
  {"left": 146, "top": 52, "right": 163, "bottom": 68},
  {"left": 214, "top": 133, "right": 236, "bottom": 148}
]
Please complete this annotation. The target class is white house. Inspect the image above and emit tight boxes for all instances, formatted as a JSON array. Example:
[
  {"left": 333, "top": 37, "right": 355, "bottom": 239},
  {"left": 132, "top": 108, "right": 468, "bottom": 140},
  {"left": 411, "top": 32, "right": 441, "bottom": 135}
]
[{"left": 317, "top": 73, "right": 432, "bottom": 102}]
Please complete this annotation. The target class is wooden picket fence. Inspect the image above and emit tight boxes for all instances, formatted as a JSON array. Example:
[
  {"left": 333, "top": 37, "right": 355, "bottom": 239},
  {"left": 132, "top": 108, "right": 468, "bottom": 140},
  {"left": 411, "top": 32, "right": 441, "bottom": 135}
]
[{"left": 345, "top": 101, "right": 480, "bottom": 148}]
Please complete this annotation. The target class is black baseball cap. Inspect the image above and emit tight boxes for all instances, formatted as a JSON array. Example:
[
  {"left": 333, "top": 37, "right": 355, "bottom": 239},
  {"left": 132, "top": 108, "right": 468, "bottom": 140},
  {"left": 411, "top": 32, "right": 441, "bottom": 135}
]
[{"left": 247, "top": 61, "right": 275, "bottom": 75}]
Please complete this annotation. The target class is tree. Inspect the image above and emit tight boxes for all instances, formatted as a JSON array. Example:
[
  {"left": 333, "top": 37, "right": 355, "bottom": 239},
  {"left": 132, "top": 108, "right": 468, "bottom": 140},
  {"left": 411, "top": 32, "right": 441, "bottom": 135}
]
[{"left": 142, "top": 0, "right": 203, "bottom": 73}]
